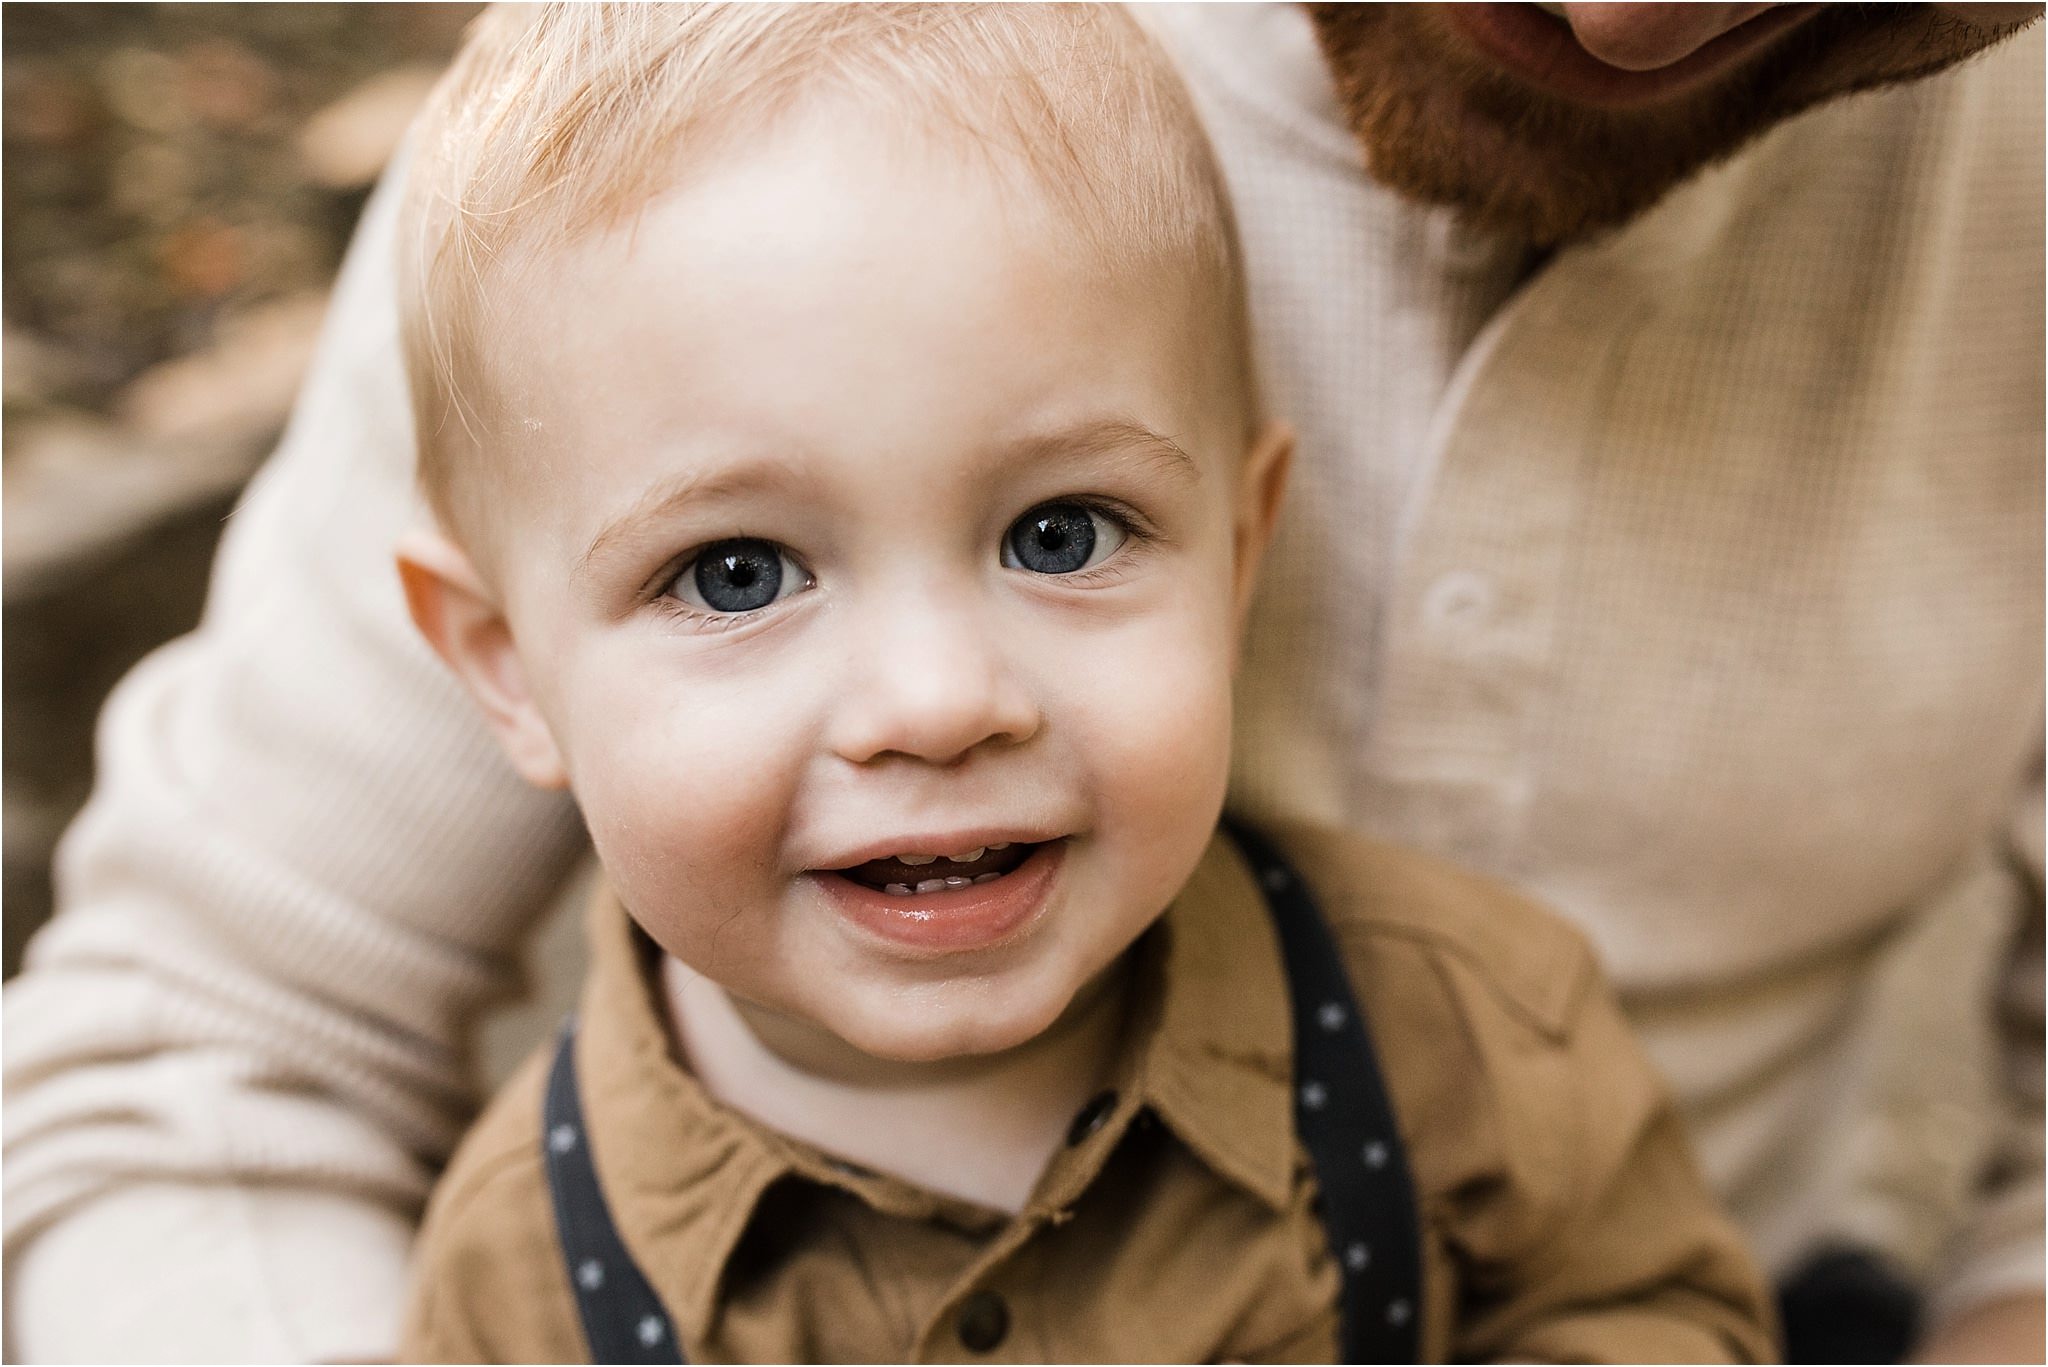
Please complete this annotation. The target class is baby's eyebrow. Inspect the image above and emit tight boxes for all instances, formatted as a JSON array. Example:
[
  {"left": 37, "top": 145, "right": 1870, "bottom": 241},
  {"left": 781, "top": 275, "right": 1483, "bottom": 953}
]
[
  {"left": 1002, "top": 416, "right": 1199, "bottom": 483},
  {"left": 577, "top": 459, "right": 799, "bottom": 586}
]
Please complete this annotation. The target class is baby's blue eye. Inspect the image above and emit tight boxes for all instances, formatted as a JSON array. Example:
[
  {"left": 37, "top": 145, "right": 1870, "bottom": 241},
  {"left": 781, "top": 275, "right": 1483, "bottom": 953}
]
[
  {"left": 672, "top": 539, "right": 805, "bottom": 613},
  {"left": 1002, "top": 502, "right": 1127, "bottom": 575}
]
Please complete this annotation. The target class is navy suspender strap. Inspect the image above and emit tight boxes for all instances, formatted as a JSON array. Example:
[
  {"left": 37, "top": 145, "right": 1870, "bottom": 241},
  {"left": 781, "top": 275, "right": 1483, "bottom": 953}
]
[
  {"left": 543, "top": 1028, "right": 686, "bottom": 1363},
  {"left": 1222, "top": 818, "right": 1424, "bottom": 1364},
  {"left": 541, "top": 824, "right": 1422, "bottom": 1364}
]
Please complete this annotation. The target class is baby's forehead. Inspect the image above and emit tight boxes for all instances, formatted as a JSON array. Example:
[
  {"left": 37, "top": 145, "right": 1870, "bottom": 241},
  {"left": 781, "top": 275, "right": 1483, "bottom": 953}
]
[
  {"left": 514, "top": 74, "right": 1217, "bottom": 290},
  {"left": 406, "top": 4, "right": 1253, "bottom": 551},
  {"left": 495, "top": 112, "right": 1223, "bottom": 391}
]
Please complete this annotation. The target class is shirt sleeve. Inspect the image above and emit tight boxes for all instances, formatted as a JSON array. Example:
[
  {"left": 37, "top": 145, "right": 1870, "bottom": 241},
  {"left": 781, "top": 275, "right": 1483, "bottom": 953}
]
[
  {"left": 1448, "top": 961, "right": 1779, "bottom": 1365},
  {"left": 0, "top": 151, "right": 589, "bottom": 1363},
  {"left": 1926, "top": 752, "right": 2046, "bottom": 1328}
]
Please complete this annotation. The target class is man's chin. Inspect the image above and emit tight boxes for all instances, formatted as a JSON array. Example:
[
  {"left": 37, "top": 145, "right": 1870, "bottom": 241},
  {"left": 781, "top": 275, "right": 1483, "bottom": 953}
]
[
  {"left": 1316, "top": 46, "right": 1714, "bottom": 245},
  {"left": 1304, "top": 3, "right": 2040, "bottom": 246}
]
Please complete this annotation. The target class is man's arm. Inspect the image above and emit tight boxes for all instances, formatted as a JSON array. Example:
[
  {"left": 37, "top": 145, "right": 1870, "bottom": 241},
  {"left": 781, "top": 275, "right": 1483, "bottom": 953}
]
[
  {"left": 1, "top": 155, "right": 588, "bottom": 1363},
  {"left": 1916, "top": 757, "right": 2046, "bottom": 1363}
]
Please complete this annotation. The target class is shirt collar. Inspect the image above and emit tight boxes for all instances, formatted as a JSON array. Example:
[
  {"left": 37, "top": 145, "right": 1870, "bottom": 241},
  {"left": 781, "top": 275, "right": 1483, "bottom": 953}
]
[
  {"left": 1131, "top": 833, "right": 1299, "bottom": 1212},
  {"left": 576, "top": 888, "right": 789, "bottom": 1347},
  {"left": 573, "top": 830, "right": 1301, "bottom": 1342}
]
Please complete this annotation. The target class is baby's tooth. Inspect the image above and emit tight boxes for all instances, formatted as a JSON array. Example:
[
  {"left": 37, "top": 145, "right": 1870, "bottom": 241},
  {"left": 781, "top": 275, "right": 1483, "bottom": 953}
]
[
  {"left": 945, "top": 848, "right": 985, "bottom": 863},
  {"left": 885, "top": 883, "right": 913, "bottom": 896},
  {"left": 943, "top": 875, "right": 971, "bottom": 888},
  {"left": 898, "top": 853, "right": 938, "bottom": 866},
  {"left": 915, "top": 878, "right": 948, "bottom": 894},
  {"left": 987, "top": 842, "right": 1010, "bottom": 851},
  {"left": 972, "top": 873, "right": 1001, "bottom": 884}
]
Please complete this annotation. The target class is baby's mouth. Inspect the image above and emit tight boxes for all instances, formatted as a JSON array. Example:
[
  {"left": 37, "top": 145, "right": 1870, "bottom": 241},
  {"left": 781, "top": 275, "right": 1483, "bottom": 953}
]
[{"left": 833, "top": 842, "right": 1039, "bottom": 895}]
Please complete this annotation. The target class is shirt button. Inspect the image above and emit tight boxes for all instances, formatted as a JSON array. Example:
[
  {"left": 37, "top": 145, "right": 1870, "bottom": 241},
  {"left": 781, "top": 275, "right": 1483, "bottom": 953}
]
[
  {"left": 956, "top": 1289, "right": 1011, "bottom": 1353},
  {"left": 1427, "top": 212, "right": 1515, "bottom": 273},
  {"left": 1421, "top": 570, "right": 1496, "bottom": 632},
  {"left": 1066, "top": 1090, "right": 1118, "bottom": 1146}
]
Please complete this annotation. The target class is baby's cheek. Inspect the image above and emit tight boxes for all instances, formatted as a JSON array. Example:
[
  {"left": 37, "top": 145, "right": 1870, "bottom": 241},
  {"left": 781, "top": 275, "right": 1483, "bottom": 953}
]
[
  {"left": 566, "top": 684, "right": 811, "bottom": 952},
  {"left": 1091, "top": 626, "right": 1236, "bottom": 855}
]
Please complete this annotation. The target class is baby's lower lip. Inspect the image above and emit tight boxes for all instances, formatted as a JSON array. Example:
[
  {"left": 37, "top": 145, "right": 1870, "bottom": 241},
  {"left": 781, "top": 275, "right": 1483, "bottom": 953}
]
[{"left": 810, "top": 841, "right": 1065, "bottom": 957}]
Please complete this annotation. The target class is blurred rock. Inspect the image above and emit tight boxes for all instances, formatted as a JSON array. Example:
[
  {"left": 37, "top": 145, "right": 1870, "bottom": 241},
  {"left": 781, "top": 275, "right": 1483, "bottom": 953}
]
[
  {"left": 157, "top": 215, "right": 246, "bottom": 298},
  {"left": 4, "top": 288, "right": 328, "bottom": 595},
  {"left": 299, "top": 65, "right": 441, "bottom": 189},
  {"left": 179, "top": 38, "right": 280, "bottom": 131},
  {"left": 4, "top": 413, "right": 267, "bottom": 599},
  {"left": 108, "top": 140, "right": 198, "bottom": 221},
  {"left": 5, "top": 64, "right": 103, "bottom": 148},
  {"left": 6, "top": 4, "right": 479, "bottom": 418},
  {"left": 3, "top": 325, "right": 93, "bottom": 407},
  {"left": 98, "top": 46, "right": 188, "bottom": 136},
  {"left": 116, "top": 289, "right": 328, "bottom": 444}
]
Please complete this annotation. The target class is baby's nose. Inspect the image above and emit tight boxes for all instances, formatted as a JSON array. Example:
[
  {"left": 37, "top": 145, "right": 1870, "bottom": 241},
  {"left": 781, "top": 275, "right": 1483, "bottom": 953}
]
[{"left": 825, "top": 603, "right": 1041, "bottom": 766}]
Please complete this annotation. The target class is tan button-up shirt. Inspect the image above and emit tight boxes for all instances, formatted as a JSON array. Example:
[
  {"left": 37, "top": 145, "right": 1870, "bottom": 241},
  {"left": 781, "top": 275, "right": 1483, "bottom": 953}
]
[{"left": 402, "top": 828, "right": 1773, "bottom": 1363}]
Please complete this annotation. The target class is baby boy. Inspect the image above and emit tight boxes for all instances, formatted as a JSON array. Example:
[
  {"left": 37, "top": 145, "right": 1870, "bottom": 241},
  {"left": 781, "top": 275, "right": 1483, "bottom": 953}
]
[{"left": 394, "top": 4, "right": 1774, "bottom": 1361}]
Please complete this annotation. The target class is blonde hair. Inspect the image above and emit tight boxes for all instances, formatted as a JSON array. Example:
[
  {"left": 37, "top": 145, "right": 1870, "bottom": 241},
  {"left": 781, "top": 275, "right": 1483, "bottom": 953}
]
[{"left": 400, "top": 3, "right": 1253, "bottom": 545}]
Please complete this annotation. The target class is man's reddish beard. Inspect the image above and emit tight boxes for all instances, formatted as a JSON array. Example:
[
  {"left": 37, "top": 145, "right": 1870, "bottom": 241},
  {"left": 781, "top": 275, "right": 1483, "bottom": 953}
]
[{"left": 1306, "top": 3, "right": 2039, "bottom": 245}]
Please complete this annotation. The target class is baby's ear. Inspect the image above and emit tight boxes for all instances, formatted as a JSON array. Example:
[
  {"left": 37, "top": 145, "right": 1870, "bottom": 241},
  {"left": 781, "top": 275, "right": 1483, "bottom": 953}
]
[
  {"left": 1230, "top": 419, "right": 1295, "bottom": 627},
  {"left": 396, "top": 529, "right": 570, "bottom": 790}
]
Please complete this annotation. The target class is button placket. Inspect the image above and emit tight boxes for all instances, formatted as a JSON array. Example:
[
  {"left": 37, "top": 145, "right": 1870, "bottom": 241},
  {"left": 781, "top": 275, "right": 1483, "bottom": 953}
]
[
  {"left": 1369, "top": 268, "right": 1636, "bottom": 859},
  {"left": 911, "top": 1212, "right": 1046, "bottom": 1361}
]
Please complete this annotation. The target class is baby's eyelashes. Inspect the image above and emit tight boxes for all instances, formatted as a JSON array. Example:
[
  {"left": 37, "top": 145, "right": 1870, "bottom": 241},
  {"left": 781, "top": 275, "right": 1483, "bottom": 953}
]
[
  {"left": 1002, "top": 502, "right": 1131, "bottom": 576},
  {"left": 668, "top": 539, "right": 810, "bottom": 615}
]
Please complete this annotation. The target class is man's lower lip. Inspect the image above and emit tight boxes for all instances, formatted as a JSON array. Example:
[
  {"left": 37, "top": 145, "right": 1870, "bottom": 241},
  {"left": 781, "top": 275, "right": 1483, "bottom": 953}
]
[
  {"left": 813, "top": 842, "right": 1064, "bottom": 955},
  {"left": 1446, "top": 3, "right": 1819, "bottom": 109}
]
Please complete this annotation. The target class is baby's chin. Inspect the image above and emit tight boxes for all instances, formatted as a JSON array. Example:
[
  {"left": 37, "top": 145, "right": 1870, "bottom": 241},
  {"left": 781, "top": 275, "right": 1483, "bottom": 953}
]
[{"left": 811, "top": 973, "right": 1087, "bottom": 1065}]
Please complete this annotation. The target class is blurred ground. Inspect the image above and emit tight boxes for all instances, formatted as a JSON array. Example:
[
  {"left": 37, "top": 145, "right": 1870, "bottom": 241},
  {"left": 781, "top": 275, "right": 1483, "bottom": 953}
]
[{"left": 4, "top": 3, "right": 481, "bottom": 975}]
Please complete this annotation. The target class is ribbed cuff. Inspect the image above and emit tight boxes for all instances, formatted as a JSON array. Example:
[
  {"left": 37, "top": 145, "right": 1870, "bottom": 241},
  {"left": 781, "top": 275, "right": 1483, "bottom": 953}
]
[
  {"left": 1925, "top": 1177, "right": 2047, "bottom": 1331},
  {"left": 6, "top": 1180, "right": 415, "bottom": 1363}
]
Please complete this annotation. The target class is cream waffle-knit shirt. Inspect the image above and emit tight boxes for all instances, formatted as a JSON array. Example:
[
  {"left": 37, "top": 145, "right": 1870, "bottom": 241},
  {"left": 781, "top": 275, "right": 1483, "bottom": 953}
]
[{"left": 6, "top": 7, "right": 2041, "bottom": 1360}]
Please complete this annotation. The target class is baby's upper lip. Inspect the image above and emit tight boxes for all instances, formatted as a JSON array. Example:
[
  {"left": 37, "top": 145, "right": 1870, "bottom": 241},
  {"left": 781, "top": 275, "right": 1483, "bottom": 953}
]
[{"left": 814, "top": 829, "right": 1067, "bottom": 871}]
